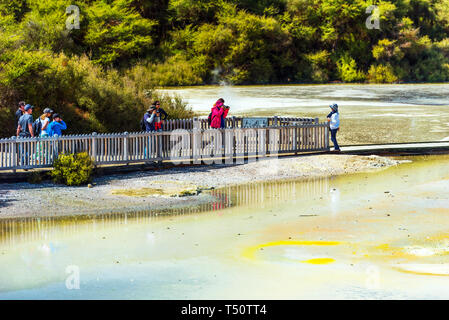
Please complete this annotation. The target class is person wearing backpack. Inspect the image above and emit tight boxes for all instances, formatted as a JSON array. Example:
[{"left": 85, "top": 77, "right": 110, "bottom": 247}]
[
  {"left": 210, "top": 98, "right": 229, "bottom": 129},
  {"left": 38, "top": 108, "right": 53, "bottom": 137},
  {"left": 15, "top": 101, "right": 26, "bottom": 125},
  {"left": 142, "top": 106, "right": 157, "bottom": 132},
  {"left": 33, "top": 108, "right": 53, "bottom": 161}
]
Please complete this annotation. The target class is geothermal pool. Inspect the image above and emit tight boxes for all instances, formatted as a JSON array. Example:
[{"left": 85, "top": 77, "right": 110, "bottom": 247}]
[
  {"left": 162, "top": 84, "right": 449, "bottom": 145},
  {"left": 1, "top": 155, "right": 449, "bottom": 299}
]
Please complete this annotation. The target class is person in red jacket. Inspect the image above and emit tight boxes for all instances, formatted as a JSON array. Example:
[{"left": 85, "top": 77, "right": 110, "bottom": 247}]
[{"left": 210, "top": 98, "right": 229, "bottom": 129}]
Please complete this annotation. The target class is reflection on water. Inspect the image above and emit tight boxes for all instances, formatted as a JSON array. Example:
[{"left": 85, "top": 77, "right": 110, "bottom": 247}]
[
  {"left": 162, "top": 84, "right": 449, "bottom": 144},
  {"left": 0, "top": 178, "right": 329, "bottom": 248},
  {"left": 1, "top": 156, "right": 449, "bottom": 299}
]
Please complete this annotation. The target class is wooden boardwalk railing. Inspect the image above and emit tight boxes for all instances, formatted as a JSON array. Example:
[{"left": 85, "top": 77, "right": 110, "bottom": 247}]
[
  {"left": 163, "top": 116, "right": 317, "bottom": 131},
  {"left": 0, "top": 118, "right": 329, "bottom": 171}
]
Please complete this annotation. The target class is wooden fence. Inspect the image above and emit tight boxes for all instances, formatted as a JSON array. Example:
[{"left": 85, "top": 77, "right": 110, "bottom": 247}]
[
  {"left": 163, "top": 116, "right": 317, "bottom": 131},
  {"left": 0, "top": 119, "right": 329, "bottom": 171}
]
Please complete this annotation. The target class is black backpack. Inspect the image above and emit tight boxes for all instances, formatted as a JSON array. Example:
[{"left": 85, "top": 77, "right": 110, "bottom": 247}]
[
  {"left": 207, "top": 112, "right": 213, "bottom": 126},
  {"left": 140, "top": 114, "right": 147, "bottom": 131},
  {"left": 32, "top": 118, "right": 42, "bottom": 137}
]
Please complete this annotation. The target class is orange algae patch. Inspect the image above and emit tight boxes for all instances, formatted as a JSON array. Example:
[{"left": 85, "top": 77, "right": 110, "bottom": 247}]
[
  {"left": 302, "top": 258, "right": 335, "bottom": 265},
  {"left": 242, "top": 240, "right": 341, "bottom": 260},
  {"left": 428, "top": 208, "right": 449, "bottom": 214}
]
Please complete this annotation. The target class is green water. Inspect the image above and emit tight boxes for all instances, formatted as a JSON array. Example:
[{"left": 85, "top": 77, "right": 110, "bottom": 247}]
[{"left": 1, "top": 155, "right": 449, "bottom": 299}]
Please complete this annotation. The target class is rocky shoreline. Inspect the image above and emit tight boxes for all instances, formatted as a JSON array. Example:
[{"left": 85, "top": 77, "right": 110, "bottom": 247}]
[{"left": 0, "top": 154, "right": 405, "bottom": 219}]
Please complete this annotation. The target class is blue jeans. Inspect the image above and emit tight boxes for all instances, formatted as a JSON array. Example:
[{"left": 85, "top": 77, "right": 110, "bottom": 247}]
[{"left": 330, "top": 129, "right": 340, "bottom": 151}]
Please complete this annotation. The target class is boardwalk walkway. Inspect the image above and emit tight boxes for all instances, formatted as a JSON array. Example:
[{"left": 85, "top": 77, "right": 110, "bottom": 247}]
[{"left": 336, "top": 141, "right": 449, "bottom": 156}]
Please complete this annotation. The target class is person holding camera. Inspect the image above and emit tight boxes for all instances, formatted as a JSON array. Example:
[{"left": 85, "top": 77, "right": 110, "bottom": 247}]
[
  {"left": 210, "top": 98, "right": 230, "bottom": 129},
  {"left": 47, "top": 113, "right": 67, "bottom": 137}
]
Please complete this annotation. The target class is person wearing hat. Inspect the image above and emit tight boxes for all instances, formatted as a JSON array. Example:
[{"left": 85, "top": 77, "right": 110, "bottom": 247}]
[
  {"left": 47, "top": 113, "right": 67, "bottom": 137},
  {"left": 143, "top": 106, "right": 157, "bottom": 132},
  {"left": 327, "top": 103, "right": 340, "bottom": 152},
  {"left": 39, "top": 108, "right": 53, "bottom": 137},
  {"left": 15, "top": 101, "right": 26, "bottom": 125},
  {"left": 16, "top": 104, "right": 35, "bottom": 138}
]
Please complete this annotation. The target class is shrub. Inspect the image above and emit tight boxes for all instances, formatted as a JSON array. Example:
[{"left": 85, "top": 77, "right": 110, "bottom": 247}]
[
  {"left": 51, "top": 152, "right": 94, "bottom": 186},
  {"left": 304, "top": 51, "right": 331, "bottom": 83},
  {"left": 367, "top": 64, "right": 398, "bottom": 83},
  {"left": 127, "top": 55, "right": 204, "bottom": 87},
  {"left": 0, "top": 51, "right": 195, "bottom": 137},
  {"left": 336, "top": 55, "right": 366, "bottom": 82}
]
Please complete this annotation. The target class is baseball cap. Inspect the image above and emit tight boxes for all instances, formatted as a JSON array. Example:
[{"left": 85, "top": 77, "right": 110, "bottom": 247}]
[
  {"left": 18, "top": 101, "right": 26, "bottom": 107},
  {"left": 52, "top": 113, "right": 60, "bottom": 120},
  {"left": 24, "top": 104, "right": 34, "bottom": 111},
  {"left": 43, "top": 108, "right": 53, "bottom": 114}
]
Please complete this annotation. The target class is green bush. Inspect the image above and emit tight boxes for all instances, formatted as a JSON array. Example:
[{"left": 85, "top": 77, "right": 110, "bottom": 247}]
[
  {"left": 336, "top": 55, "right": 366, "bottom": 83},
  {"left": 127, "top": 55, "right": 204, "bottom": 87},
  {"left": 51, "top": 152, "right": 94, "bottom": 186},
  {"left": 0, "top": 51, "right": 195, "bottom": 137},
  {"left": 304, "top": 51, "right": 331, "bottom": 83},
  {"left": 368, "top": 64, "right": 398, "bottom": 83}
]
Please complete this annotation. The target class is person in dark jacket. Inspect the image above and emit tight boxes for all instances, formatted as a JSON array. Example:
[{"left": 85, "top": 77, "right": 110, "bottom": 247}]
[
  {"left": 15, "top": 101, "right": 26, "bottom": 124},
  {"left": 154, "top": 101, "right": 168, "bottom": 121}
]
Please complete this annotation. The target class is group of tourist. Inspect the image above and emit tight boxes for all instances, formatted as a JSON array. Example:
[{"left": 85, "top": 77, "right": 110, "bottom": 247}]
[
  {"left": 141, "top": 101, "right": 169, "bottom": 132},
  {"left": 15, "top": 101, "right": 67, "bottom": 138},
  {"left": 14, "top": 97, "right": 340, "bottom": 152},
  {"left": 141, "top": 98, "right": 230, "bottom": 132},
  {"left": 140, "top": 98, "right": 340, "bottom": 152}
]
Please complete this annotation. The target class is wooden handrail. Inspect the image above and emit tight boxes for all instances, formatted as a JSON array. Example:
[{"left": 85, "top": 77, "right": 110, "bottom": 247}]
[{"left": 0, "top": 121, "right": 329, "bottom": 171}]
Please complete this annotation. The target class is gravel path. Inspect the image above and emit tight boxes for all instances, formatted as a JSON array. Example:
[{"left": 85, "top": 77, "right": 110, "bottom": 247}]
[{"left": 0, "top": 154, "right": 403, "bottom": 218}]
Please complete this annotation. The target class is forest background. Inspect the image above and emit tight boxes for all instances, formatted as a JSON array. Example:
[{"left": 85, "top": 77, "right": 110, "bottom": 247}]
[{"left": 1, "top": 0, "right": 448, "bottom": 136}]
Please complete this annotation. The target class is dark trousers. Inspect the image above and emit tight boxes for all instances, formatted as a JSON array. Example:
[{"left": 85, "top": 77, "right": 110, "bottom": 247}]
[{"left": 330, "top": 129, "right": 340, "bottom": 151}]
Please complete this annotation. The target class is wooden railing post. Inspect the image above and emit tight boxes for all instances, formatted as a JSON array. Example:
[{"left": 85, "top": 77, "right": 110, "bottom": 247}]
[
  {"left": 123, "top": 132, "right": 129, "bottom": 164},
  {"left": 157, "top": 133, "right": 163, "bottom": 165},
  {"left": 192, "top": 117, "right": 201, "bottom": 164},
  {"left": 273, "top": 116, "right": 278, "bottom": 127},
  {"left": 54, "top": 134, "right": 60, "bottom": 161},
  {"left": 11, "top": 137, "right": 17, "bottom": 173},
  {"left": 91, "top": 132, "right": 97, "bottom": 165}
]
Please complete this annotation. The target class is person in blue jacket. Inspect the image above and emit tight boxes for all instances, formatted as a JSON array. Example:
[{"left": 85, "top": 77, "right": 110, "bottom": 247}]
[{"left": 47, "top": 113, "right": 67, "bottom": 137}]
